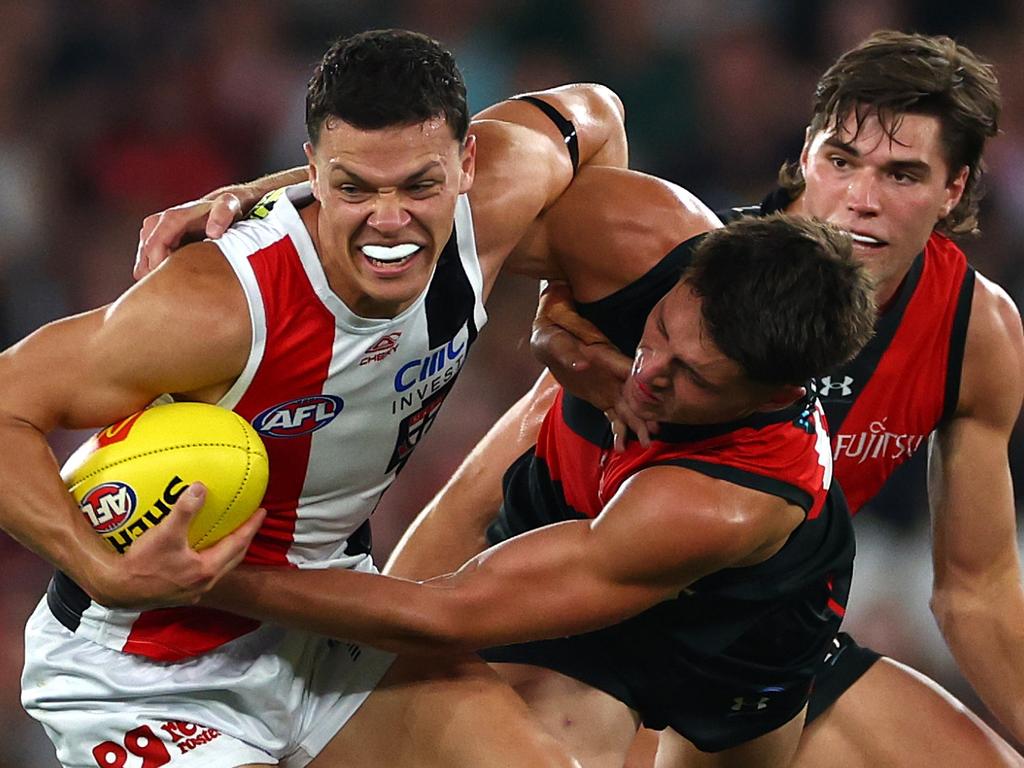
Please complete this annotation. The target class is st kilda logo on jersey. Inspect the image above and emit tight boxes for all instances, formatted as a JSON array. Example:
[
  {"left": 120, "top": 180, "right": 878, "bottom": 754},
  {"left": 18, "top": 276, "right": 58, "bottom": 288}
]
[
  {"left": 360, "top": 332, "right": 402, "bottom": 365},
  {"left": 80, "top": 482, "right": 138, "bottom": 534},
  {"left": 253, "top": 395, "right": 344, "bottom": 438}
]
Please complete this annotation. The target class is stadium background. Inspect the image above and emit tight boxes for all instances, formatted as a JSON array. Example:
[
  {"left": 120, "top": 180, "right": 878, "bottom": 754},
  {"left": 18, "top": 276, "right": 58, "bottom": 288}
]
[{"left": 1, "top": 1, "right": 1022, "bottom": 764}]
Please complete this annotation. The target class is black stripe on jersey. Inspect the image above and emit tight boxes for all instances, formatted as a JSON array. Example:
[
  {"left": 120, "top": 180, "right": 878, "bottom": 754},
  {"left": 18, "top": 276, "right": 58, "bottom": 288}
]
[
  {"left": 941, "top": 267, "right": 976, "bottom": 424},
  {"left": 655, "top": 399, "right": 807, "bottom": 443},
  {"left": 562, "top": 393, "right": 612, "bottom": 446},
  {"left": 423, "top": 231, "right": 478, "bottom": 350},
  {"left": 488, "top": 448, "right": 588, "bottom": 545},
  {"left": 344, "top": 519, "right": 373, "bottom": 556},
  {"left": 574, "top": 235, "right": 703, "bottom": 355},
  {"left": 827, "top": 252, "right": 925, "bottom": 432},
  {"left": 46, "top": 571, "right": 90, "bottom": 632},
  {"left": 653, "top": 458, "right": 815, "bottom": 513}
]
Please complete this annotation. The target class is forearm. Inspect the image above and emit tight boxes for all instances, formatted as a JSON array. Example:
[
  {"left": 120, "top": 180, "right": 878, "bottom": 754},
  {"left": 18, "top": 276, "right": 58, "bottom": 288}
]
[
  {"left": 384, "top": 372, "right": 559, "bottom": 580},
  {"left": 210, "top": 507, "right": 683, "bottom": 656},
  {"left": 0, "top": 414, "right": 116, "bottom": 597},
  {"left": 208, "top": 566, "right": 472, "bottom": 655},
  {"left": 933, "top": 575, "right": 1024, "bottom": 740},
  {"left": 205, "top": 167, "right": 308, "bottom": 210}
]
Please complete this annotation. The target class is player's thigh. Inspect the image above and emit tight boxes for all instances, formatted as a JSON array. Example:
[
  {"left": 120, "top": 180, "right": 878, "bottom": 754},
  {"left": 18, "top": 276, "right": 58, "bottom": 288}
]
[
  {"left": 625, "top": 727, "right": 659, "bottom": 768},
  {"left": 58, "top": 718, "right": 276, "bottom": 768},
  {"left": 310, "top": 653, "right": 576, "bottom": 768},
  {"left": 654, "top": 707, "right": 804, "bottom": 768},
  {"left": 494, "top": 661, "right": 640, "bottom": 768},
  {"left": 793, "top": 657, "right": 1024, "bottom": 768}
]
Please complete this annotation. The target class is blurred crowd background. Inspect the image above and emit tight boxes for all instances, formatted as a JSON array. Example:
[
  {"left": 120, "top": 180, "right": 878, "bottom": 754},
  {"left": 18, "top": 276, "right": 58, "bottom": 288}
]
[{"left": 1, "top": 0, "right": 1022, "bottom": 764}]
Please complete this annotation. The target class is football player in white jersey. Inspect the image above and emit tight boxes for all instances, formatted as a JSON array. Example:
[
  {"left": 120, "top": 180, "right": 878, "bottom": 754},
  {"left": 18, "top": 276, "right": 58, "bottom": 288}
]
[{"left": 0, "top": 28, "right": 628, "bottom": 768}]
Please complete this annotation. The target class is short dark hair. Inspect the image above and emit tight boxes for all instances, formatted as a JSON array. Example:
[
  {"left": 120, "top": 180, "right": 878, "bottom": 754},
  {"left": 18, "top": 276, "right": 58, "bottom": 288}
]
[
  {"left": 685, "top": 214, "right": 875, "bottom": 387},
  {"left": 779, "top": 30, "right": 1001, "bottom": 236},
  {"left": 305, "top": 29, "right": 469, "bottom": 145}
]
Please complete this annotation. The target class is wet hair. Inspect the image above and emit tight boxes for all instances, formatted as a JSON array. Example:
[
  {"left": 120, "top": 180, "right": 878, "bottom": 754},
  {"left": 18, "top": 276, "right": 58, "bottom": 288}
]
[
  {"left": 779, "top": 30, "right": 1001, "bottom": 235},
  {"left": 305, "top": 29, "right": 469, "bottom": 145},
  {"left": 684, "top": 214, "right": 875, "bottom": 387}
]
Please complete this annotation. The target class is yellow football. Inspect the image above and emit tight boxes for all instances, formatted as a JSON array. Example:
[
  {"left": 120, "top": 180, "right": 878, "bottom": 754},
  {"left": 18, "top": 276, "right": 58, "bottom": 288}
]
[{"left": 61, "top": 402, "right": 269, "bottom": 554}]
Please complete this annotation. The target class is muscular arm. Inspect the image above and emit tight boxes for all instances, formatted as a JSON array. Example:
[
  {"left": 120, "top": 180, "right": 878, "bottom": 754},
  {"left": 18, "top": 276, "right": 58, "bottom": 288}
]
[
  {"left": 209, "top": 468, "right": 801, "bottom": 655},
  {"left": 0, "top": 245, "right": 254, "bottom": 606},
  {"left": 929, "top": 274, "right": 1024, "bottom": 740}
]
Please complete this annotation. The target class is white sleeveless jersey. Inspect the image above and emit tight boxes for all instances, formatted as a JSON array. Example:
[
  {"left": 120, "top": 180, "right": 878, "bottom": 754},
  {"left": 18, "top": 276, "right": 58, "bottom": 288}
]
[{"left": 45, "top": 183, "right": 488, "bottom": 660}]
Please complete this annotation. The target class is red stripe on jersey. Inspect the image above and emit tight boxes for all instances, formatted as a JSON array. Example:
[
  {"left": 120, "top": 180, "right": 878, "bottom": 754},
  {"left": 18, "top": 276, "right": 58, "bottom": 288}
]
[
  {"left": 123, "top": 235, "right": 337, "bottom": 659},
  {"left": 537, "top": 391, "right": 828, "bottom": 520},
  {"left": 835, "top": 233, "right": 968, "bottom": 514},
  {"left": 534, "top": 390, "right": 605, "bottom": 518},
  {"left": 233, "top": 238, "right": 337, "bottom": 565},
  {"left": 122, "top": 607, "right": 259, "bottom": 661},
  {"left": 827, "top": 597, "right": 846, "bottom": 617},
  {"left": 600, "top": 416, "right": 826, "bottom": 512}
]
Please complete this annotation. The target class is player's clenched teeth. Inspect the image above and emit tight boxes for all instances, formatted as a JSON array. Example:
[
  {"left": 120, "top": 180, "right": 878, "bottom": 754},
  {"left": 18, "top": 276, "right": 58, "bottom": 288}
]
[{"left": 361, "top": 243, "right": 421, "bottom": 267}]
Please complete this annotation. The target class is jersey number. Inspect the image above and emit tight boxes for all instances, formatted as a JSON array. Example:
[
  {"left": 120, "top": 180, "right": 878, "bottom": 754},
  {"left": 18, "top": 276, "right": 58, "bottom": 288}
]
[{"left": 92, "top": 725, "right": 170, "bottom": 768}]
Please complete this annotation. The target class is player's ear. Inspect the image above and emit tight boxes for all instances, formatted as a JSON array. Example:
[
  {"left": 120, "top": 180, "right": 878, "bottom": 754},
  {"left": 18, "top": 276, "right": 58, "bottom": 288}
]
[
  {"left": 798, "top": 127, "right": 814, "bottom": 172},
  {"left": 755, "top": 384, "right": 806, "bottom": 413},
  {"left": 459, "top": 134, "right": 477, "bottom": 194},
  {"left": 304, "top": 142, "right": 320, "bottom": 199}
]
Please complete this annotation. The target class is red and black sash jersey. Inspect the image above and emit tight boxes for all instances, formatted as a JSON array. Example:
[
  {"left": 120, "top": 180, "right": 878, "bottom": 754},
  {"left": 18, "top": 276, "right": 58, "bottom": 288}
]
[
  {"left": 721, "top": 193, "right": 974, "bottom": 514},
  {"left": 490, "top": 236, "right": 854, "bottom": 634}
]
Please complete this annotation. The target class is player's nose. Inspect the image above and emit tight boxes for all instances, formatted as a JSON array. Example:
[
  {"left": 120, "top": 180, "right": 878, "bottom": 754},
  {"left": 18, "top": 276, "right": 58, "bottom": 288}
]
[{"left": 367, "top": 191, "right": 412, "bottom": 231}]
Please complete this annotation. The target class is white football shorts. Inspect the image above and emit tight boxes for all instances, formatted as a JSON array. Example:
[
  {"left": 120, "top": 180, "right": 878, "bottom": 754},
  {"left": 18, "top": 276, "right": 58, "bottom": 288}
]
[{"left": 22, "top": 594, "right": 395, "bottom": 768}]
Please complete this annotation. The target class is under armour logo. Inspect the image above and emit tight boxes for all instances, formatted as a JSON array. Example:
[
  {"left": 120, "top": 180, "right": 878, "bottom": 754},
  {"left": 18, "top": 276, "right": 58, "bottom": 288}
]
[
  {"left": 731, "top": 696, "right": 769, "bottom": 712},
  {"left": 818, "top": 375, "right": 854, "bottom": 397}
]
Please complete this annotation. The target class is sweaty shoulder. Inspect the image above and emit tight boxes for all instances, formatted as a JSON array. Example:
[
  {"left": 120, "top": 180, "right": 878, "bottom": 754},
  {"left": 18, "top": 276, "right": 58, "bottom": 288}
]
[{"left": 957, "top": 272, "right": 1024, "bottom": 425}]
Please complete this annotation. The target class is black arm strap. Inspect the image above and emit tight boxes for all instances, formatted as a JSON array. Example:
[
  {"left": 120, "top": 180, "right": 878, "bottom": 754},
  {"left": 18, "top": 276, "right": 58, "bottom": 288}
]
[{"left": 511, "top": 95, "right": 580, "bottom": 177}]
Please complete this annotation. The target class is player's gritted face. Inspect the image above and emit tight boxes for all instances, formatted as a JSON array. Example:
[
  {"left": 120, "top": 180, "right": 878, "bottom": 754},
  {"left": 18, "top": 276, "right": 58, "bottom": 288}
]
[
  {"left": 625, "top": 282, "right": 770, "bottom": 425},
  {"left": 305, "top": 115, "right": 476, "bottom": 318},
  {"left": 799, "top": 109, "right": 967, "bottom": 304}
]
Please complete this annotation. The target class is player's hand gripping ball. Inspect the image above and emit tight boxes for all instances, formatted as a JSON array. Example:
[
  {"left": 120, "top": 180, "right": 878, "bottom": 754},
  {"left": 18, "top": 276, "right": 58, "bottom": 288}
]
[{"left": 62, "top": 402, "right": 269, "bottom": 554}]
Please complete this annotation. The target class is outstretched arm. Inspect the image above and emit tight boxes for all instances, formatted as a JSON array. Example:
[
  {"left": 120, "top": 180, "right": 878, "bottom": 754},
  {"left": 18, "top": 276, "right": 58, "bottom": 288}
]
[
  {"left": 207, "top": 468, "right": 799, "bottom": 655},
  {"left": 929, "top": 274, "right": 1024, "bottom": 741}
]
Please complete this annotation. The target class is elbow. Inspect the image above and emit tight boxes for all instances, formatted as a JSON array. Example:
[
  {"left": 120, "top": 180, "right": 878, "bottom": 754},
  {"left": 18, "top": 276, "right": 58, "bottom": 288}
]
[
  {"left": 929, "top": 588, "right": 956, "bottom": 634},
  {"left": 582, "top": 83, "right": 625, "bottom": 123},
  {"left": 930, "top": 582, "right": 985, "bottom": 640}
]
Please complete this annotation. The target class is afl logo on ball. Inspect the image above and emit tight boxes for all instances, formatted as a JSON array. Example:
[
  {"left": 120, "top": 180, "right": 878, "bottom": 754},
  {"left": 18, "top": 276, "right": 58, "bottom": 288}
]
[
  {"left": 80, "top": 482, "right": 137, "bottom": 534},
  {"left": 253, "top": 395, "right": 344, "bottom": 438}
]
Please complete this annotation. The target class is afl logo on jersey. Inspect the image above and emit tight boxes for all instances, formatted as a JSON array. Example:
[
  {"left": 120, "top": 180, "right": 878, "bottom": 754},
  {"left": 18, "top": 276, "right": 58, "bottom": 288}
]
[
  {"left": 80, "top": 482, "right": 137, "bottom": 534},
  {"left": 253, "top": 395, "right": 344, "bottom": 438}
]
